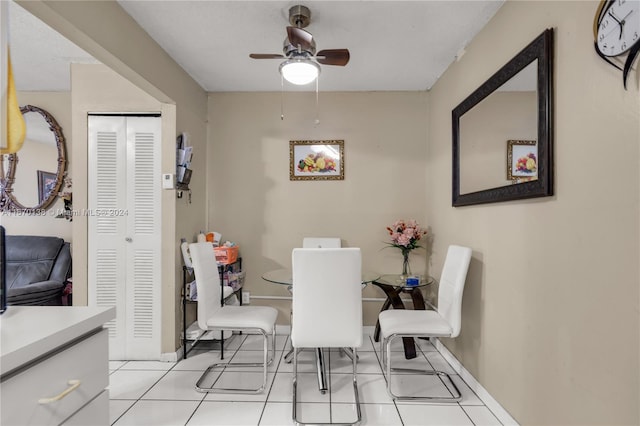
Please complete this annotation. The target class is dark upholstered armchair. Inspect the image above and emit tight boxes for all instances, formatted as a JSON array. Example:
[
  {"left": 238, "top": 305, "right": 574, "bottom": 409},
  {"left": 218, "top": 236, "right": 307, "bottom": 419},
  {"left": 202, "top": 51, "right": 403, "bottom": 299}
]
[{"left": 6, "top": 235, "right": 72, "bottom": 306}]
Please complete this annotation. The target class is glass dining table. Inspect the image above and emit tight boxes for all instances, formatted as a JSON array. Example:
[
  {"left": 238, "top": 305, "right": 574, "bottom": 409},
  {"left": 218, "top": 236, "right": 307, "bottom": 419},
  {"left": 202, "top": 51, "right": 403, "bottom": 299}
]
[
  {"left": 371, "top": 274, "right": 436, "bottom": 359},
  {"left": 261, "top": 269, "right": 380, "bottom": 394}
]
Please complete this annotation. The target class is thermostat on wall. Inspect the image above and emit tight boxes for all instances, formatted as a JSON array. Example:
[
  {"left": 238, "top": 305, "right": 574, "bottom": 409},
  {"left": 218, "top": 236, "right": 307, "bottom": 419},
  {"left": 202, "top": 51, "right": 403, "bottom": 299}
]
[{"left": 162, "top": 173, "right": 175, "bottom": 189}]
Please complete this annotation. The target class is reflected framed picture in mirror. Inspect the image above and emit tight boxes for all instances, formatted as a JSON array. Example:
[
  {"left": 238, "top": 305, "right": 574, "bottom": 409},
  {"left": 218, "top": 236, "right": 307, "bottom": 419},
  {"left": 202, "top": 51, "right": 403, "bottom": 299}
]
[
  {"left": 507, "top": 140, "right": 538, "bottom": 181},
  {"left": 37, "top": 170, "right": 57, "bottom": 204}
]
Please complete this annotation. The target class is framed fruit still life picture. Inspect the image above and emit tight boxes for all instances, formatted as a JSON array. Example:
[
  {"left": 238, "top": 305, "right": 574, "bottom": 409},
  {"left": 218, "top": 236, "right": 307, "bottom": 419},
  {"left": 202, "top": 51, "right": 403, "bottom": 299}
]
[
  {"left": 507, "top": 140, "right": 538, "bottom": 181},
  {"left": 289, "top": 140, "right": 344, "bottom": 181}
]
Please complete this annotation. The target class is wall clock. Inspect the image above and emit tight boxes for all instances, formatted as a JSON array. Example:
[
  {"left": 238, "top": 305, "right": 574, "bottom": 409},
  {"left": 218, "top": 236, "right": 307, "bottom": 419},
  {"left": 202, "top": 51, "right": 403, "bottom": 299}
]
[{"left": 594, "top": 0, "right": 640, "bottom": 88}]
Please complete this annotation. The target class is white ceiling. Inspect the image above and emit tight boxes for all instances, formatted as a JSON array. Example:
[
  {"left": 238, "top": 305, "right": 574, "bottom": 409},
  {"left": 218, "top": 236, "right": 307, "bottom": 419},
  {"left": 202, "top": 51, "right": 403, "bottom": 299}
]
[
  {"left": 9, "top": 1, "right": 98, "bottom": 92},
  {"left": 10, "top": 0, "right": 505, "bottom": 93}
]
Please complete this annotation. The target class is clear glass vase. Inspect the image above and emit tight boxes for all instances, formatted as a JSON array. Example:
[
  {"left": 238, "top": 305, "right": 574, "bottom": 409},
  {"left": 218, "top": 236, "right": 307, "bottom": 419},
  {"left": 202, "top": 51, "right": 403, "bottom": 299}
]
[{"left": 401, "top": 251, "right": 411, "bottom": 279}]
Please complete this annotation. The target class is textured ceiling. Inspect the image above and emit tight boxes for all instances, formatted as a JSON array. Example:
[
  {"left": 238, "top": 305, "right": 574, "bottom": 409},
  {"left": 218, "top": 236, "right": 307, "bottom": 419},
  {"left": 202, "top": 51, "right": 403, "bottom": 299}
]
[{"left": 10, "top": 1, "right": 505, "bottom": 92}]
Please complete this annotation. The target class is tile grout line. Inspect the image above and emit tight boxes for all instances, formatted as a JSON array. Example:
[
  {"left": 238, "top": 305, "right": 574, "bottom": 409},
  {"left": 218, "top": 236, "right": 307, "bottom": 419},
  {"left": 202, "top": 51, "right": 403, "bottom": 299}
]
[
  {"left": 432, "top": 338, "right": 513, "bottom": 425},
  {"left": 257, "top": 334, "right": 286, "bottom": 424},
  {"left": 368, "top": 335, "right": 407, "bottom": 426}
]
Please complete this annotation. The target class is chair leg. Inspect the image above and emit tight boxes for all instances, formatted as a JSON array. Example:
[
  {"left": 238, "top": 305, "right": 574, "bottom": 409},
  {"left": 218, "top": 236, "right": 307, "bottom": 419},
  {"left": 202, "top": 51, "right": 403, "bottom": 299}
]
[
  {"left": 284, "top": 309, "right": 296, "bottom": 363},
  {"left": 339, "top": 347, "right": 359, "bottom": 361},
  {"left": 383, "top": 334, "right": 462, "bottom": 402},
  {"left": 195, "top": 327, "right": 275, "bottom": 394},
  {"left": 292, "top": 347, "right": 362, "bottom": 426}
]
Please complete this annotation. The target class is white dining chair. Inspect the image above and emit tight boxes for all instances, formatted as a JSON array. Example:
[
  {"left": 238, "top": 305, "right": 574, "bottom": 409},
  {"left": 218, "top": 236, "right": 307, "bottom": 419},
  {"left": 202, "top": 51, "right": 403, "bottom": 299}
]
[
  {"left": 291, "top": 247, "right": 363, "bottom": 425},
  {"left": 189, "top": 242, "right": 278, "bottom": 394},
  {"left": 302, "top": 237, "right": 341, "bottom": 248},
  {"left": 379, "top": 244, "right": 472, "bottom": 401},
  {"left": 284, "top": 237, "right": 343, "bottom": 365}
]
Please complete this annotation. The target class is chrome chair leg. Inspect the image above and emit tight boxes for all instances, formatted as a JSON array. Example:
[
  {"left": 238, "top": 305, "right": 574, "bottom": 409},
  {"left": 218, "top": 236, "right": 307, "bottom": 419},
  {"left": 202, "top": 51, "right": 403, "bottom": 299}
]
[
  {"left": 196, "top": 327, "right": 276, "bottom": 394},
  {"left": 339, "top": 347, "right": 360, "bottom": 361},
  {"left": 293, "top": 347, "right": 362, "bottom": 426},
  {"left": 316, "top": 348, "right": 328, "bottom": 394},
  {"left": 383, "top": 334, "right": 462, "bottom": 402}
]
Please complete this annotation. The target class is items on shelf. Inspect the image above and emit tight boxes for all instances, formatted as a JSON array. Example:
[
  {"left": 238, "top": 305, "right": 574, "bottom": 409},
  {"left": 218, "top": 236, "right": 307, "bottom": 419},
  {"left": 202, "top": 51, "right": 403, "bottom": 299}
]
[
  {"left": 214, "top": 244, "right": 239, "bottom": 265},
  {"left": 226, "top": 270, "right": 246, "bottom": 291},
  {"left": 176, "top": 132, "right": 193, "bottom": 187},
  {"left": 180, "top": 245, "right": 244, "bottom": 360},
  {"left": 186, "top": 279, "right": 197, "bottom": 301},
  {"left": 206, "top": 231, "right": 222, "bottom": 247},
  {"left": 180, "top": 238, "right": 193, "bottom": 268},
  {"left": 197, "top": 231, "right": 222, "bottom": 245}
]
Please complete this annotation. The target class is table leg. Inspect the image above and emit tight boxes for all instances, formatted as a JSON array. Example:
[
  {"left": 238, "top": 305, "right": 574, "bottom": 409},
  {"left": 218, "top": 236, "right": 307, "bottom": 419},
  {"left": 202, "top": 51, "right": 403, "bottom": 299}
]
[
  {"left": 373, "top": 296, "right": 393, "bottom": 342},
  {"left": 372, "top": 282, "right": 417, "bottom": 359},
  {"left": 409, "top": 288, "right": 431, "bottom": 341},
  {"left": 410, "top": 288, "right": 426, "bottom": 310},
  {"left": 286, "top": 347, "right": 328, "bottom": 393},
  {"left": 316, "top": 348, "right": 328, "bottom": 394}
]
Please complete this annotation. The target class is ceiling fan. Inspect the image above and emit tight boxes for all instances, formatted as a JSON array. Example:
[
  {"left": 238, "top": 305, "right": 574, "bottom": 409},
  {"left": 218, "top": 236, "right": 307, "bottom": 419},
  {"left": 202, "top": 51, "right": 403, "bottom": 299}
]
[{"left": 249, "top": 5, "right": 350, "bottom": 85}]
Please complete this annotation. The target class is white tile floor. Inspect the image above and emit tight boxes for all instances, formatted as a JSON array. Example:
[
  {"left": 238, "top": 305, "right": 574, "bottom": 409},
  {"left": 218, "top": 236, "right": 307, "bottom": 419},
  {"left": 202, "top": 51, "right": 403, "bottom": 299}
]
[{"left": 108, "top": 330, "right": 503, "bottom": 425}]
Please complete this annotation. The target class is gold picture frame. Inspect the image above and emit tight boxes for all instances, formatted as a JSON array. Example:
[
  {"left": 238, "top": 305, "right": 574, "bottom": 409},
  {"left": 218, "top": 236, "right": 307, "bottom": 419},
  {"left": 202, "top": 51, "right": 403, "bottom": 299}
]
[
  {"left": 290, "top": 140, "right": 344, "bottom": 181},
  {"left": 507, "top": 140, "right": 538, "bottom": 181}
]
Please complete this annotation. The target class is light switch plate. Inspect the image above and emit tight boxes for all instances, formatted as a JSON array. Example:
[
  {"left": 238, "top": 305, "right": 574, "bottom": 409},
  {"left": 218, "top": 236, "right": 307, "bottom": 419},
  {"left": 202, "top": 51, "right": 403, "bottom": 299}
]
[{"left": 162, "top": 173, "right": 174, "bottom": 189}]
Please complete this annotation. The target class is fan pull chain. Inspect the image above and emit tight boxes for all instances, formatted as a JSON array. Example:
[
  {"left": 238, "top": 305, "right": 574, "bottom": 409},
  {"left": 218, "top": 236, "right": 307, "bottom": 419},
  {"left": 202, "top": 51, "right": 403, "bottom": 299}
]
[
  {"left": 281, "top": 74, "right": 285, "bottom": 120},
  {"left": 314, "top": 77, "right": 320, "bottom": 125}
]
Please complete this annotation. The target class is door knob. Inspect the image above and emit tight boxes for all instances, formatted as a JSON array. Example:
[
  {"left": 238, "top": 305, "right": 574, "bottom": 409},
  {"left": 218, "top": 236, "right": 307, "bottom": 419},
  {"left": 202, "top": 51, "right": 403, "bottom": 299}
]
[{"left": 125, "top": 237, "right": 132, "bottom": 242}]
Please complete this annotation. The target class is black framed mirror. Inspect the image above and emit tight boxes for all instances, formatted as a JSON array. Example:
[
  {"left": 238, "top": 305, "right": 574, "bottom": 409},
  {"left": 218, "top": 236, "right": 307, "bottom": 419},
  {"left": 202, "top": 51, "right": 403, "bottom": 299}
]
[
  {"left": 452, "top": 28, "right": 553, "bottom": 207},
  {"left": 0, "top": 105, "right": 67, "bottom": 212}
]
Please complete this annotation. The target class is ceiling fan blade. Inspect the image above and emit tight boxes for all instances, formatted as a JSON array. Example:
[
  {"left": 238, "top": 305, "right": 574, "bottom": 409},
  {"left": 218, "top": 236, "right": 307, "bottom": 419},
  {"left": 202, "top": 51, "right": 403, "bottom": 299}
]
[
  {"left": 287, "top": 26, "right": 314, "bottom": 50},
  {"left": 249, "top": 53, "right": 285, "bottom": 59},
  {"left": 316, "top": 49, "right": 350, "bottom": 66}
]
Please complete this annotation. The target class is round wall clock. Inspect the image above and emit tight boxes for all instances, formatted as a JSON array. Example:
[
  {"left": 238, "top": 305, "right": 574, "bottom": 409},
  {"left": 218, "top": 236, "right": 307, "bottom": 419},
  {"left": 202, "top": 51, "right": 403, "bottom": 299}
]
[{"left": 594, "top": 0, "right": 640, "bottom": 88}]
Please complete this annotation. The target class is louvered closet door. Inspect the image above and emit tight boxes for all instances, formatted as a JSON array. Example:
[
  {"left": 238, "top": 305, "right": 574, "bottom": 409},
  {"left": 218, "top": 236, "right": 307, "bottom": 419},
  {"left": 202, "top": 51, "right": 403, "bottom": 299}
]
[{"left": 88, "top": 115, "right": 161, "bottom": 360}]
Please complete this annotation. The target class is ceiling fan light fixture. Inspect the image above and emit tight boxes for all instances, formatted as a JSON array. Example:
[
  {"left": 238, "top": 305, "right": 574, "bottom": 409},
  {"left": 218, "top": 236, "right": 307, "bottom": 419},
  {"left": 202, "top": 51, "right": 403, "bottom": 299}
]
[{"left": 279, "top": 59, "right": 320, "bottom": 85}]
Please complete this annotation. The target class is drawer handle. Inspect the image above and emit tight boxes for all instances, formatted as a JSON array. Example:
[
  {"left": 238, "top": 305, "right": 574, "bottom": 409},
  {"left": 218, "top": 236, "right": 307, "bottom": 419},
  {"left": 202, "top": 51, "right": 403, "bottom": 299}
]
[{"left": 38, "top": 380, "right": 81, "bottom": 404}]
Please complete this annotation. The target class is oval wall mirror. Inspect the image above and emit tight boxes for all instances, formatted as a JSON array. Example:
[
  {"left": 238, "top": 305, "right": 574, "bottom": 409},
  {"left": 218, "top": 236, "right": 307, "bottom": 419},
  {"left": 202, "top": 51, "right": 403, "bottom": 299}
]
[
  {"left": 1, "top": 105, "right": 67, "bottom": 212},
  {"left": 452, "top": 28, "right": 554, "bottom": 207}
]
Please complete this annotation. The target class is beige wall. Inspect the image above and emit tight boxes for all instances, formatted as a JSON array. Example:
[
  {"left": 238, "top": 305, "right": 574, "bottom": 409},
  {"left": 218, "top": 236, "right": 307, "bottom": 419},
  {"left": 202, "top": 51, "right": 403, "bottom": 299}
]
[
  {"left": 207, "top": 92, "right": 429, "bottom": 325},
  {"left": 2, "top": 92, "right": 72, "bottom": 240},
  {"left": 20, "top": 1, "right": 208, "bottom": 354},
  {"left": 427, "top": 1, "right": 639, "bottom": 425}
]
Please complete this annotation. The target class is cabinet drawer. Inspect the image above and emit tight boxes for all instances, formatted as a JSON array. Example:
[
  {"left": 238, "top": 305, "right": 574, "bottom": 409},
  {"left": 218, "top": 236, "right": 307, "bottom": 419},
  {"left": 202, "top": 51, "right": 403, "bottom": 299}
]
[
  {"left": 63, "top": 390, "right": 109, "bottom": 426},
  {"left": 1, "top": 329, "right": 108, "bottom": 426}
]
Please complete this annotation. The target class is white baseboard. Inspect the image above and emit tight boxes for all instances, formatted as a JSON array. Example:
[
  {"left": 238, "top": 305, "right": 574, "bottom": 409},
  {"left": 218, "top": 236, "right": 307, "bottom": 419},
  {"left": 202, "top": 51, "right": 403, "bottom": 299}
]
[
  {"left": 161, "top": 350, "right": 180, "bottom": 362},
  {"left": 433, "top": 338, "right": 519, "bottom": 426}
]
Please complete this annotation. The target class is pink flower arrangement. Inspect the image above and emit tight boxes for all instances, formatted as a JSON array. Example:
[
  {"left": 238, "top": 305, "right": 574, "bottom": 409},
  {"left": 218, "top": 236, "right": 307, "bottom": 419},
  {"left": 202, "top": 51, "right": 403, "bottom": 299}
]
[{"left": 385, "top": 219, "right": 427, "bottom": 254}]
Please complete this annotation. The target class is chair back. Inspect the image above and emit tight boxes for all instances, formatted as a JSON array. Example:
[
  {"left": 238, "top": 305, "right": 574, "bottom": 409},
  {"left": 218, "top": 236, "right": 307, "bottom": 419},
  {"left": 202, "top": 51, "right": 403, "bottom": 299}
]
[
  {"left": 302, "top": 237, "right": 341, "bottom": 248},
  {"left": 189, "top": 242, "right": 223, "bottom": 330},
  {"left": 291, "top": 248, "right": 362, "bottom": 348},
  {"left": 437, "top": 245, "right": 472, "bottom": 338}
]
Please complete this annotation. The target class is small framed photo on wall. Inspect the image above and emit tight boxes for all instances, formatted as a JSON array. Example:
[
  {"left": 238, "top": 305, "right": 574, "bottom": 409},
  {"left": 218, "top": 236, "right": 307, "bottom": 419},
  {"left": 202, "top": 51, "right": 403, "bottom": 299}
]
[{"left": 289, "top": 140, "right": 344, "bottom": 181}]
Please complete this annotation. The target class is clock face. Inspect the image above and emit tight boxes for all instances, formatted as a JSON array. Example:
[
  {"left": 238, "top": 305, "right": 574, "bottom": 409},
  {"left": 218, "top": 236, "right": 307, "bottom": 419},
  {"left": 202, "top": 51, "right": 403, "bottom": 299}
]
[{"left": 597, "top": 0, "right": 640, "bottom": 57}]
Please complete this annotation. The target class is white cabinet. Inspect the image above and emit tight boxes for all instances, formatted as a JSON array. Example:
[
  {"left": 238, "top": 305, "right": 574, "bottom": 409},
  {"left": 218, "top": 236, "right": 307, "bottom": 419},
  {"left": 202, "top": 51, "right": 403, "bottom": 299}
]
[
  {"left": 63, "top": 391, "right": 109, "bottom": 426},
  {"left": 1, "top": 306, "right": 115, "bottom": 426},
  {"left": 88, "top": 115, "right": 162, "bottom": 360}
]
